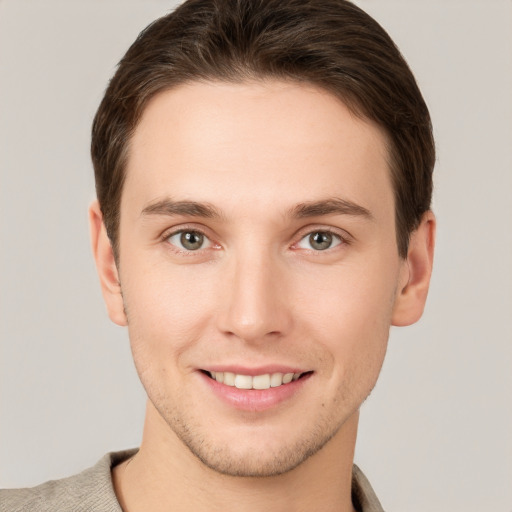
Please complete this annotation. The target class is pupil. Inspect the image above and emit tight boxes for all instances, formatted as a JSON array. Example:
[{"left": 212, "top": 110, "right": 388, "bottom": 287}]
[
  {"left": 310, "top": 232, "right": 332, "bottom": 250},
  {"left": 181, "top": 231, "right": 203, "bottom": 250}
]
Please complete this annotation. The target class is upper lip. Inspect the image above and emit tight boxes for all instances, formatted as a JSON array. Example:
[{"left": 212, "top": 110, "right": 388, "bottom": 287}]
[{"left": 200, "top": 365, "right": 309, "bottom": 376}]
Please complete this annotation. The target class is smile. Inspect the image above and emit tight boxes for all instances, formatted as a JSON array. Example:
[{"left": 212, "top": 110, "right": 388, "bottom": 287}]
[
  {"left": 200, "top": 369, "right": 313, "bottom": 411},
  {"left": 204, "top": 371, "right": 308, "bottom": 390}
]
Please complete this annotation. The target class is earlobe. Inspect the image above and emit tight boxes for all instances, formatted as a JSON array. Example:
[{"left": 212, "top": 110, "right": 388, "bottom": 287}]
[
  {"left": 392, "top": 211, "right": 436, "bottom": 327},
  {"left": 88, "top": 201, "right": 127, "bottom": 326}
]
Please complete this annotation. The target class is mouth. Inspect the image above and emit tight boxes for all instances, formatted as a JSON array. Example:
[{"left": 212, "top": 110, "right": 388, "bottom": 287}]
[{"left": 201, "top": 370, "right": 313, "bottom": 390}]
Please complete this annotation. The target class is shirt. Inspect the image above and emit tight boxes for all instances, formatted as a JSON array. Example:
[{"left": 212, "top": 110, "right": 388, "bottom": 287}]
[{"left": 1, "top": 450, "right": 384, "bottom": 511}]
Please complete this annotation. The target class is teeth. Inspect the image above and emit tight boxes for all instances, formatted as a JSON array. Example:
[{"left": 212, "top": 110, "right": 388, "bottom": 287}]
[
  {"left": 252, "top": 374, "right": 271, "bottom": 390},
  {"left": 209, "top": 371, "right": 302, "bottom": 389},
  {"left": 282, "top": 373, "right": 294, "bottom": 384},
  {"left": 223, "top": 372, "right": 235, "bottom": 386},
  {"left": 234, "top": 374, "right": 253, "bottom": 389},
  {"left": 270, "top": 373, "right": 284, "bottom": 387}
]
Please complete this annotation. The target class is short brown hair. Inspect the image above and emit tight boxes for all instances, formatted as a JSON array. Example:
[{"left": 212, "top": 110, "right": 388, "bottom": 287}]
[{"left": 91, "top": 0, "right": 434, "bottom": 258}]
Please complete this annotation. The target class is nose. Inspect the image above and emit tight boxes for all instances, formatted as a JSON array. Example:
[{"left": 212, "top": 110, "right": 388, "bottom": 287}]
[{"left": 216, "top": 249, "right": 292, "bottom": 343}]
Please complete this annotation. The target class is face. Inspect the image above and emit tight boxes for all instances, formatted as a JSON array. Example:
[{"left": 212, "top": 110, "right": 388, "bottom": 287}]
[{"left": 111, "top": 81, "right": 410, "bottom": 476}]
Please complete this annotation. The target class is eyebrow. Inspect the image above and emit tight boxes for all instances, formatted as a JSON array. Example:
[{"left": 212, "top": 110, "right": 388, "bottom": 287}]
[
  {"left": 289, "top": 197, "right": 373, "bottom": 220},
  {"left": 141, "top": 196, "right": 373, "bottom": 221},
  {"left": 141, "top": 198, "right": 223, "bottom": 219}
]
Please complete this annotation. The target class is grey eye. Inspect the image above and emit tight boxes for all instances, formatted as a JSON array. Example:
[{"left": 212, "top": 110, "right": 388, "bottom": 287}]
[
  {"left": 297, "top": 231, "right": 342, "bottom": 251},
  {"left": 309, "top": 232, "right": 332, "bottom": 250},
  {"left": 168, "top": 230, "right": 210, "bottom": 251}
]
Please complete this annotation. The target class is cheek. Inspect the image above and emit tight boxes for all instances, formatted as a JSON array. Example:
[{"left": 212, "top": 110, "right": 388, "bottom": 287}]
[
  {"left": 120, "top": 268, "right": 214, "bottom": 404},
  {"left": 300, "top": 256, "right": 399, "bottom": 329},
  {"left": 120, "top": 260, "right": 217, "bottom": 365},
  {"left": 299, "top": 260, "right": 398, "bottom": 378}
]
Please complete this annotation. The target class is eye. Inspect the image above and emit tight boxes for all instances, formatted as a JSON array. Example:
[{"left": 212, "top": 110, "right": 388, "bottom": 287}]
[
  {"left": 297, "top": 231, "right": 343, "bottom": 251},
  {"left": 167, "top": 230, "right": 212, "bottom": 251}
]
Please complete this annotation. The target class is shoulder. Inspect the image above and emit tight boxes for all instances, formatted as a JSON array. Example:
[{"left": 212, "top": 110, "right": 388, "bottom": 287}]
[
  {"left": 352, "top": 464, "right": 385, "bottom": 512},
  {"left": 0, "top": 450, "right": 137, "bottom": 512}
]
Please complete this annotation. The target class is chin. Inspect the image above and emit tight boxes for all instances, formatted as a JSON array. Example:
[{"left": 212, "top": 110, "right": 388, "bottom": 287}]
[
  {"left": 186, "top": 438, "right": 331, "bottom": 478},
  {"left": 166, "top": 408, "right": 346, "bottom": 478}
]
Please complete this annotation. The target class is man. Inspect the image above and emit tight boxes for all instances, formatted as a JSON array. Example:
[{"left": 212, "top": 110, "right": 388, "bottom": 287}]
[{"left": 1, "top": 0, "right": 435, "bottom": 510}]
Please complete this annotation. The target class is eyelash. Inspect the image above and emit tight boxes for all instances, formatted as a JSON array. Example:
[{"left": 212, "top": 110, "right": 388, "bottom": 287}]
[
  {"left": 293, "top": 227, "right": 350, "bottom": 252},
  {"left": 161, "top": 225, "right": 215, "bottom": 254},
  {"left": 161, "top": 225, "right": 351, "bottom": 254}
]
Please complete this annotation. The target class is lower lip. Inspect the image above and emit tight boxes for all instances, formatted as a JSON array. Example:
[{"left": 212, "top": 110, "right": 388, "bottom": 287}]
[{"left": 199, "top": 372, "right": 311, "bottom": 412}]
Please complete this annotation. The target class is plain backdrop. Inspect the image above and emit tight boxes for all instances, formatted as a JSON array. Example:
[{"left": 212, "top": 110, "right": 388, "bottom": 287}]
[{"left": 0, "top": 1, "right": 511, "bottom": 510}]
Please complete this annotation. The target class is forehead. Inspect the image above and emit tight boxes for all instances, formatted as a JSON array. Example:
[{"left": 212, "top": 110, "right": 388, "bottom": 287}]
[{"left": 123, "top": 80, "right": 393, "bottom": 219}]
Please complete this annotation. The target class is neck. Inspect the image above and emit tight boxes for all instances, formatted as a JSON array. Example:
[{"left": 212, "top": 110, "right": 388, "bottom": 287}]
[{"left": 113, "top": 401, "right": 359, "bottom": 512}]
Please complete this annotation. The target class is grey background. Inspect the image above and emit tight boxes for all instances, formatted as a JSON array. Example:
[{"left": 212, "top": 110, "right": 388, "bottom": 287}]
[{"left": 1, "top": 1, "right": 511, "bottom": 510}]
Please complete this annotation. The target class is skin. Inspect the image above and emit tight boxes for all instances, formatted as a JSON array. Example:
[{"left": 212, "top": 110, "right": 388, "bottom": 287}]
[{"left": 90, "top": 80, "right": 435, "bottom": 512}]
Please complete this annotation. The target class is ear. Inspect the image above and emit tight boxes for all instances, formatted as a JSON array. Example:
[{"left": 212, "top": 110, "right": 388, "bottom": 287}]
[
  {"left": 392, "top": 211, "right": 436, "bottom": 326},
  {"left": 88, "top": 201, "right": 127, "bottom": 326}
]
